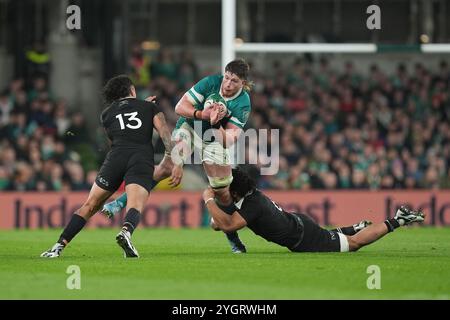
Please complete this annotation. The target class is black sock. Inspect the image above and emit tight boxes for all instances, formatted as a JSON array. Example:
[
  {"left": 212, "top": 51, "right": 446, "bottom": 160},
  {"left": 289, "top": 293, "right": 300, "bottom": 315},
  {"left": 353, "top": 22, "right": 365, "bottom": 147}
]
[
  {"left": 331, "top": 226, "right": 357, "bottom": 236},
  {"left": 226, "top": 231, "right": 243, "bottom": 244},
  {"left": 123, "top": 208, "right": 141, "bottom": 235},
  {"left": 384, "top": 218, "right": 400, "bottom": 232},
  {"left": 59, "top": 214, "right": 87, "bottom": 245}
]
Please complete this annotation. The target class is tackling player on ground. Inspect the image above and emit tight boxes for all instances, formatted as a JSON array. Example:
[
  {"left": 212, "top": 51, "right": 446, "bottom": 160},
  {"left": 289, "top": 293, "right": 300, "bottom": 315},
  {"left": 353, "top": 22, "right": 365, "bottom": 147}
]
[
  {"left": 204, "top": 167, "right": 425, "bottom": 253},
  {"left": 102, "top": 59, "right": 252, "bottom": 253}
]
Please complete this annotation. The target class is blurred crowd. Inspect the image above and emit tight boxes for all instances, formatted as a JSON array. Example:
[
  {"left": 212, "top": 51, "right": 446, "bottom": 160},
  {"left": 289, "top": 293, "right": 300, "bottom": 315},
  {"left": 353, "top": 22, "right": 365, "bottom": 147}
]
[
  {"left": 249, "top": 58, "right": 450, "bottom": 190},
  {"left": 1, "top": 48, "right": 449, "bottom": 191},
  {"left": 0, "top": 77, "right": 98, "bottom": 191},
  {"left": 0, "top": 47, "right": 200, "bottom": 192}
]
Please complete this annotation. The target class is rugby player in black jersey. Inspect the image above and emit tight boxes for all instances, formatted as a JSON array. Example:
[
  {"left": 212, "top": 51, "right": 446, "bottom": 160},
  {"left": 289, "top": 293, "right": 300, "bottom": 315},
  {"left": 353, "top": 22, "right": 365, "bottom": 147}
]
[
  {"left": 41, "top": 75, "right": 182, "bottom": 258},
  {"left": 203, "top": 167, "right": 425, "bottom": 253}
]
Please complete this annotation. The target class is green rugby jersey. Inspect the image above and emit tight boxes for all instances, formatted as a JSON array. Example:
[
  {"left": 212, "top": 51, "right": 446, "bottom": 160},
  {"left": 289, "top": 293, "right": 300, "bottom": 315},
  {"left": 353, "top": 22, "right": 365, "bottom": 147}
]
[{"left": 175, "top": 74, "right": 251, "bottom": 138}]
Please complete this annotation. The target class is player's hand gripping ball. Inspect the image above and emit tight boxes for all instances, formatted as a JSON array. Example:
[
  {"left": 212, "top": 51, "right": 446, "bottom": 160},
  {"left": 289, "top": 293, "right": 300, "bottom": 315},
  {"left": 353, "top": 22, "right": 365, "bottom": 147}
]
[{"left": 203, "top": 93, "right": 228, "bottom": 125}]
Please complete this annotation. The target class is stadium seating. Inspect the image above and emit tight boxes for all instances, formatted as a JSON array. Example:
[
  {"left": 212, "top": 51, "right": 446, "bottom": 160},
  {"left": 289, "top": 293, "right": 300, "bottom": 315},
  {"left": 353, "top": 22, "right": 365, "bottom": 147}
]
[{"left": 1, "top": 53, "right": 449, "bottom": 190}]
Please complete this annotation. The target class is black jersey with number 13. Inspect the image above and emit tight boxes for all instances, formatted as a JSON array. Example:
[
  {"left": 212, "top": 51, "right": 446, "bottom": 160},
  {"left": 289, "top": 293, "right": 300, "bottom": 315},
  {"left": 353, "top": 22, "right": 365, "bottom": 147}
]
[{"left": 100, "top": 98, "right": 162, "bottom": 153}]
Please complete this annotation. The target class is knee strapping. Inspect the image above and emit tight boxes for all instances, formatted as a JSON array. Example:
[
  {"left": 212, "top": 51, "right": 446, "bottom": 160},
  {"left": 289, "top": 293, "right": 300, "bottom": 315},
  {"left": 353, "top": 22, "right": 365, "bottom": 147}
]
[{"left": 208, "top": 175, "right": 233, "bottom": 189}]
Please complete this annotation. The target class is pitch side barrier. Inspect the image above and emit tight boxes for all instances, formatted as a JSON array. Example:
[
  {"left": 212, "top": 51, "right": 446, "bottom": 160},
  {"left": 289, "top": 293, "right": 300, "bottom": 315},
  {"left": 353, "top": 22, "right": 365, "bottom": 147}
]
[{"left": 0, "top": 191, "right": 449, "bottom": 229}]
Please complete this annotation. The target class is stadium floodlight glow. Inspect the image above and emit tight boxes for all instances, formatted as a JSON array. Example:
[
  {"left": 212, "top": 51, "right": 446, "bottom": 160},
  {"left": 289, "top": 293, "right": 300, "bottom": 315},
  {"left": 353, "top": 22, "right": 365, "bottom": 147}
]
[
  {"left": 141, "top": 41, "right": 160, "bottom": 51},
  {"left": 234, "top": 43, "right": 377, "bottom": 53},
  {"left": 421, "top": 44, "right": 450, "bottom": 53}
]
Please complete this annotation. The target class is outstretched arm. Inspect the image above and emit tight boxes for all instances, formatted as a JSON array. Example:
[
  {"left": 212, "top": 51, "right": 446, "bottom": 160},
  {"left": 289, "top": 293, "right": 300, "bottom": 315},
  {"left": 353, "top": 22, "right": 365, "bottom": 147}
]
[
  {"left": 202, "top": 187, "right": 247, "bottom": 233},
  {"left": 153, "top": 111, "right": 175, "bottom": 155},
  {"left": 153, "top": 111, "right": 183, "bottom": 186}
]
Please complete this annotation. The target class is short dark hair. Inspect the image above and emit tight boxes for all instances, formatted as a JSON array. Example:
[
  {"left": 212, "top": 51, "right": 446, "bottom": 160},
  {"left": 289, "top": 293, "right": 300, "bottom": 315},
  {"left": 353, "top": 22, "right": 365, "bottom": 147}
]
[
  {"left": 102, "top": 75, "right": 134, "bottom": 105},
  {"left": 225, "top": 59, "right": 249, "bottom": 80},
  {"left": 230, "top": 167, "right": 257, "bottom": 198}
]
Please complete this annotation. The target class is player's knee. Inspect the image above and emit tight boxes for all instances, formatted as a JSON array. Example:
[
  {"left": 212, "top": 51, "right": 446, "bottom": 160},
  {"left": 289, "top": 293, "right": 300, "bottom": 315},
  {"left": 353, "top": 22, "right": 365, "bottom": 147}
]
[
  {"left": 209, "top": 176, "right": 233, "bottom": 204},
  {"left": 347, "top": 236, "right": 362, "bottom": 252},
  {"left": 207, "top": 175, "right": 233, "bottom": 190}
]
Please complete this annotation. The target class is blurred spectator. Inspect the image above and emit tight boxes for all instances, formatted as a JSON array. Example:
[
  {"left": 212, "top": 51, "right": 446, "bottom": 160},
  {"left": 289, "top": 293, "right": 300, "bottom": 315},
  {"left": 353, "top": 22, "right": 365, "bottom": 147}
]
[
  {"left": 25, "top": 43, "right": 50, "bottom": 79},
  {"left": 54, "top": 101, "right": 71, "bottom": 137},
  {"left": 1, "top": 56, "right": 450, "bottom": 191},
  {"left": 0, "top": 166, "right": 9, "bottom": 190},
  {"left": 65, "top": 112, "right": 90, "bottom": 146},
  {"left": 250, "top": 59, "right": 450, "bottom": 190},
  {"left": 7, "top": 162, "right": 35, "bottom": 191},
  {"left": 0, "top": 90, "right": 13, "bottom": 126},
  {"left": 129, "top": 45, "right": 151, "bottom": 88},
  {"left": 177, "top": 50, "right": 199, "bottom": 89},
  {"left": 0, "top": 72, "right": 89, "bottom": 191},
  {"left": 65, "top": 161, "right": 89, "bottom": 190},
  {"left": 151, "top": 48, "right": 178, "bottom": 81}
]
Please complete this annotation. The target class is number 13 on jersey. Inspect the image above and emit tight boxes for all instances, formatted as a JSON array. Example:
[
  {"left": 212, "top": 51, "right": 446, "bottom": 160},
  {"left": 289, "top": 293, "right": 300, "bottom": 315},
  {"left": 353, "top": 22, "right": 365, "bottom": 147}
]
[{"left": 115, "top": 112, "right": 142, "bottom": 130}]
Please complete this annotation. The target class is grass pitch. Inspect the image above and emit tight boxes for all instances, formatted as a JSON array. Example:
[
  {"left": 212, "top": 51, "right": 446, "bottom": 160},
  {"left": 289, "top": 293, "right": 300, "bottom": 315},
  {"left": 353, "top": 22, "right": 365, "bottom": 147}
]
[{"left": 0, "top": 227, "right": 449, "bottom": 299}]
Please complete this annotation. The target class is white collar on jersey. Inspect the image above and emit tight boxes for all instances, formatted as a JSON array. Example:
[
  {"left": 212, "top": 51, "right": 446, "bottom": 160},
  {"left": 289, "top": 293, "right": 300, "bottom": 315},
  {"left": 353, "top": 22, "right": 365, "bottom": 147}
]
[
  {"left": 219, "top": 84, "right": 243, "bottom": 101},
  {"left": 234, "top": 189, "right": 254, "bottom": 209}
]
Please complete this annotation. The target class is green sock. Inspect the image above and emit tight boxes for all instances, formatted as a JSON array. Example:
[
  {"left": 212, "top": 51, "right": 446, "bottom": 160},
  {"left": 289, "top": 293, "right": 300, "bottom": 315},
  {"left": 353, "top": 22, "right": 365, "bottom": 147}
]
[{"left": 116, "top": 192, "right": 128, "bottom": 208}]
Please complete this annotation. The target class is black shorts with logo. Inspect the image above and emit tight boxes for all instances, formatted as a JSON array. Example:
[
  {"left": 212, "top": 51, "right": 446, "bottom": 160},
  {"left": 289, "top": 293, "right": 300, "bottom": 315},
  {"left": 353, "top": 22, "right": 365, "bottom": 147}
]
[
  {"left": 95, "top": 147, "right": 154, "bottom": 193},
  {"left": 290, "top": 213, "right": 341, "bottom": 252}
]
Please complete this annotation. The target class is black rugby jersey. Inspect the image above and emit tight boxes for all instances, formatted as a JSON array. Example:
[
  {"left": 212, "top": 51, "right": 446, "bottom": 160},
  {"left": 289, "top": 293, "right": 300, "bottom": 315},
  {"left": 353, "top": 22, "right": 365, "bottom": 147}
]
[
  {"left": 101, "top": 98, "right": 162, "bottom": 150},
  {"left": 236, "top": 189, "right": 303, "bottom": 249}
]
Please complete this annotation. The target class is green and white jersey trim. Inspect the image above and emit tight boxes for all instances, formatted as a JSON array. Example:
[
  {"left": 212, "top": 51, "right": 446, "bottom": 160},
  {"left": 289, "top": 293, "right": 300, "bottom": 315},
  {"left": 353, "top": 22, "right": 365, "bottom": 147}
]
[
  {"left": 229, "top": 116, "right": 246, "bottom": 127},
  {"left": 187, "top": 87, "right": 205, "bottom": 105}
]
